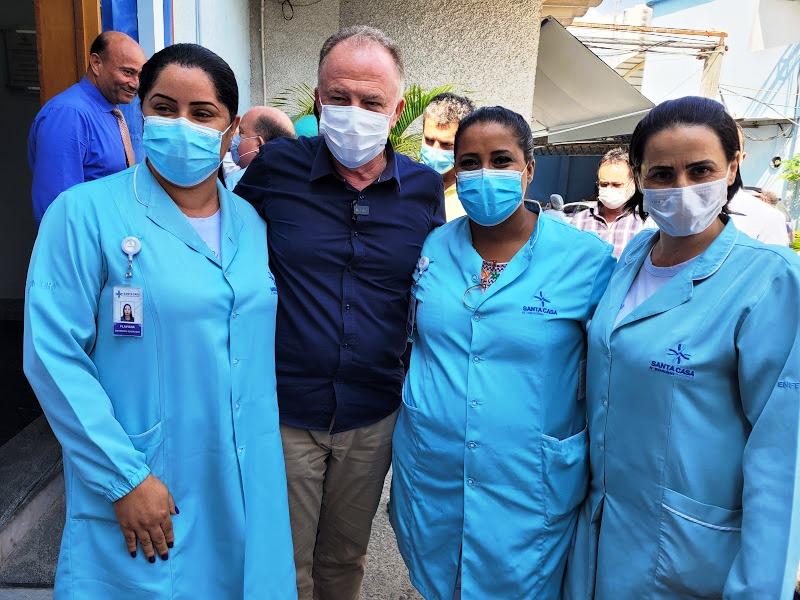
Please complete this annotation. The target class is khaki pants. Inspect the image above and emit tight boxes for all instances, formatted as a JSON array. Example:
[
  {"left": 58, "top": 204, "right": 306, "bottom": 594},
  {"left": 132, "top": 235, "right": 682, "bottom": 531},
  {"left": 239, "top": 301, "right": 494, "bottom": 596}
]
[{"left": 280, "top": 411, "right": 398, "bottom": 600}]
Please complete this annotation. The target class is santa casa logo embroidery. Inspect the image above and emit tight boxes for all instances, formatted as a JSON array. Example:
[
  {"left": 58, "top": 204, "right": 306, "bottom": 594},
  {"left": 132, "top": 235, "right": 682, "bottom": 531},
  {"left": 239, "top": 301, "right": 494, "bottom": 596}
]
[
  {"left": 650, "top": 343, "right": 695, "bottom": 379},
  {"left": 522, "top": 291, "right": 558, "bottom": 316}
]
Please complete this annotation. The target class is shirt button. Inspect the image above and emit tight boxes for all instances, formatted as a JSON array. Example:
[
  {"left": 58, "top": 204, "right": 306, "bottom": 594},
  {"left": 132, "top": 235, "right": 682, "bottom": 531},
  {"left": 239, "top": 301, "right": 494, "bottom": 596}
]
[
  {"left": 470, "top": 400, "right": 478, "bottom": 407},
  {"left": 345, "top": 304, "right": 351, "bottom": 310},
  {"left": 232, "top": 358, "right": 240, "bottom": 366},
  {"left": 235, "top": 402, "right": 241, "bottom": 410},
  {"left": 342, "top": 343, "right": 351, "bottom": 350},
  {"left": 472, "top": 356, "right": 481, "bottom": 364},
  {"left": 467, "top": 441, "right": 478, "bottom": 449},
  {"left": 472, "top": 275, "right": 479, "bottom": 283},
  {"left": 353, "top": 231, "right": 359, "bottom": 237},
  {"left": 232, "top": 312, "right": 239, "bottom": 319},
  {"left": 599, "top": 443, "right": 605, "bottom": 452},
  {"left": 467, "top": 478, "right": 475, "bottom": 487},
  {"left": 225, "top": 269, "right": 231, "bottom": 277},
  {"left": 472, "top": 314, "right": 480, "bottom": 322},
  {"left": 602, "top": 400, "right": 608, "bottom": 407}
]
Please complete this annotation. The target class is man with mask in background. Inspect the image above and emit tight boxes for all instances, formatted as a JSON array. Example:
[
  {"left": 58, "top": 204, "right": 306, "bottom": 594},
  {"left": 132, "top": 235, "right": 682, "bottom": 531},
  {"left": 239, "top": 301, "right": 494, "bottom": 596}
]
[
  {"left": 235, "top": 26, "right": 444, "bottom": 600},
  {"left": 225, "top": 106, "right": 295, "bottom": 189},
  {"left": 419, "top": 92, "right": 475, "bottom": 220},
  {"left": 571, "top": 147, "right": 646, "bottom": 257}
]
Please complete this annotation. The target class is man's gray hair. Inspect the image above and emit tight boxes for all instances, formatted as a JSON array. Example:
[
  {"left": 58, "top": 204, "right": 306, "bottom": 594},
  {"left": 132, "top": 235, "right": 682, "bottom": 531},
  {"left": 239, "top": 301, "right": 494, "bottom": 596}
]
[
  {"left": 599, "top": 147, "right": 633, "bottom": 174},
  {"left": 318, "top": 26, "right": 405, "bottom": 86},
  {"left": 423, "top": 93, "right": 475, "bottom": 126}
]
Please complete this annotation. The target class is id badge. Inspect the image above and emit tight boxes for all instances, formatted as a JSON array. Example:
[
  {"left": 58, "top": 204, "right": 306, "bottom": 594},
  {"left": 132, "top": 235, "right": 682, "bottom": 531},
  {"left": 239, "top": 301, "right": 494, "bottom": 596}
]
[{"left": 113, "top": 286, "right": 143, "bottom": 337}]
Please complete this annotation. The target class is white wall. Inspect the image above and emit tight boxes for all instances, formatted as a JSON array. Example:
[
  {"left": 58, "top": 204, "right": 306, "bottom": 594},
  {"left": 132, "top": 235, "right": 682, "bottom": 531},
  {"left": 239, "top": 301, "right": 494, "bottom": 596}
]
[
  {"left": 641, "top": 0, "right": 800, "bottom": 121},
  {"left": 339, "top": 0, "right": 544, "bottom": 120},
  {"left": 249, "top": 0, "right": 544, "bottom": 121},
  {"left": 254, "top": 0, "right": 340, "bottom": 105},
  {"left": 173, "top": 0, "right": 252, "bottom": 112}
]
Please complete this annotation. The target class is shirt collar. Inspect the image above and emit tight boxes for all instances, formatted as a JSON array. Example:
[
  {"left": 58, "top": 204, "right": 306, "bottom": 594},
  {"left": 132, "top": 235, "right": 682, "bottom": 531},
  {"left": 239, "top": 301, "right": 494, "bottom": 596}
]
[
  {"left": 79, "top": 77, "right": 117, "bottom": 113},
  {"left": 591, "top": 204, "right": 634, "bottom": 223},
  {"left": 310, "top": 137, "right": 401, "bottom": 190}
]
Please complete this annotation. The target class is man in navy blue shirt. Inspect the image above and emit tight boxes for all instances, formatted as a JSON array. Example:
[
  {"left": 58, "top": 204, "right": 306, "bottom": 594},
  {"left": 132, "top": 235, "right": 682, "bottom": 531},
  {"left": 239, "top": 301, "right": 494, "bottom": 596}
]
[
  {"left": 236, "top": 25, "right": 444, "bottom": 600},
  {"left": 28, "top": 31, "right": 145, "bottom": 224}
]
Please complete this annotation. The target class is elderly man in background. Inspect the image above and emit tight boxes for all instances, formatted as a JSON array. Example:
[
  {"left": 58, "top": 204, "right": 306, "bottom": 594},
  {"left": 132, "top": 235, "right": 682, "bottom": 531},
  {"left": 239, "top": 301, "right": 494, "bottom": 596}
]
[
  {"left": 235, "top": 26, "right": 444, "bottom": 600},
  {"left": 729, "top": 125, "right": 789, "bottom": 245},
  {"left": 419, "top": 92, "right": 474, "bottom": 220},
  {"left": 225, "top": 106, "right": 295, "bottom": 189},
  {"left": 28, "top": 31, "right": 145, "bottom": 224},
  {"left": 571, "top": 147, "right": 646, "bottom": 257}
]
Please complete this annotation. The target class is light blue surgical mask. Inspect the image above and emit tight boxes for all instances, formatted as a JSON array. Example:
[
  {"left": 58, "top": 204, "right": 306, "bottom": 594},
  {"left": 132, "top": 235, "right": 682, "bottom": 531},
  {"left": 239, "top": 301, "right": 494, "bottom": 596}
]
[
  {"left": 143, "top": 116, "right": 230, "bottom": 187},
  {"left": 419, "top": 143, "right": 455, "bottom": 174},
  {"left": 456, "top": 168, "right": 525, "bottom": 226},
  {"left": 230, "top": 134, "right": 260, "bottom": 166},
  {"left": 230, "top": 134, "right": 242, "bottom": 164}
]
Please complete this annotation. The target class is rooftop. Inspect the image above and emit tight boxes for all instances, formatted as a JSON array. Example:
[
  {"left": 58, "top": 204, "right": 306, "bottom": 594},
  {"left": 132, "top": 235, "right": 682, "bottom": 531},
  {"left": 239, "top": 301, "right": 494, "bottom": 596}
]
[{"left": 542, "top": 0, "right": 604, "bottom": 25}]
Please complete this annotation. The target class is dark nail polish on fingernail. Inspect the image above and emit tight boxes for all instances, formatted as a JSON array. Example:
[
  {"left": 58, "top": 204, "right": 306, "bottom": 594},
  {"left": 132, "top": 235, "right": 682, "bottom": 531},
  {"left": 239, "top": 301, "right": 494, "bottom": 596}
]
[
  {"left": 174, "top": 505, "right": 180, "bottom": 515},
  {"left": 130, "top": 551, "right": 137, "bottom": 558},
  {"left": 167, "top": 541, "right": 174, "bottom": 548},
  {"left": 148, "top": 556, "right": 155, "bottom": 564},
  {"left": 160, "top": 553, "right": 169, "bottom": 561}
]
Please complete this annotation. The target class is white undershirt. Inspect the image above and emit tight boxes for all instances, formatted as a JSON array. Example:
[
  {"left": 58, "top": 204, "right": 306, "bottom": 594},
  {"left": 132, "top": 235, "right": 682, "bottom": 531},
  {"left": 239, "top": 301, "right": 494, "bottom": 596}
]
[
  {"left": 187, "top": 210, "right": 222, "bottom": 260},
  {"left": 615, "top": 250, "right": 698, "bottom": 326}
]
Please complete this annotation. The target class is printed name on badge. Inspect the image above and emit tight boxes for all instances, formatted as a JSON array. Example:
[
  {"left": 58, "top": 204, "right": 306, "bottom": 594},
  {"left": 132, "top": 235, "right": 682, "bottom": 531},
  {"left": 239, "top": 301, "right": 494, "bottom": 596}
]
[{"left": 113, "top": 286, "right": 143, "bottom": 337}]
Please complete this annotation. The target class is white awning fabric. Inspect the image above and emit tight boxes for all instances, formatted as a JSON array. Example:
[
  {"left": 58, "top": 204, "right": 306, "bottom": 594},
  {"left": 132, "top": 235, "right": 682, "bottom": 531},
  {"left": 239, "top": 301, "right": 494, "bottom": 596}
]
[{"left": 532, "top": 17, "right": 654, "bottom": 144}]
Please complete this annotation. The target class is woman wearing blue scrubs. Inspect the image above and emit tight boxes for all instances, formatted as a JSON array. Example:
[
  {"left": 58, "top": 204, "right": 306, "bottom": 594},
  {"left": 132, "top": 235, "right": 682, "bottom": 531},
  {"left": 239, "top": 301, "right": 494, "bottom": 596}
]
[
  {"left": 24, "top": 44, "right": 295, "bottom": 598},
  {"left": 566, "top": 97, "right": 800, "bottom": 599},
  {"left": 390, "top": 106, "right": 616, "bottom": 599}
]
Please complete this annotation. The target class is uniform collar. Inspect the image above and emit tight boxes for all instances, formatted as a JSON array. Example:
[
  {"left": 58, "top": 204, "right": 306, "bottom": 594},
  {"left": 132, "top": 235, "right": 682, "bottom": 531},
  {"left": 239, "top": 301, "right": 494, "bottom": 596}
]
[
  {"left": 310, "top": 137, "right": 401, "bottom": 189},
  {"left": 133, "top": 163, "right": 243, "bottom": 268},
  {"left": 623, "top": 215, "right": 737, "bottom": 281},
  {"left": 78, "top": 77, "right": 116, "bottom": 113}
]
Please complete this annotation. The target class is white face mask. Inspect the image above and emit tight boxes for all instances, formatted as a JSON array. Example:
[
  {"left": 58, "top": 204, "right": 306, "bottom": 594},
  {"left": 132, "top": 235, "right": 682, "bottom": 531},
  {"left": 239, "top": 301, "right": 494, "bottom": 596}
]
[
  {"left": 642, "top": 177, "right": 728, "bottom": 237},
  {"left": 318, "top": 104, "right": 392, "bottom": 168},
  {"left": 598, "top": 183, "right": 634, "bottom": 210}
]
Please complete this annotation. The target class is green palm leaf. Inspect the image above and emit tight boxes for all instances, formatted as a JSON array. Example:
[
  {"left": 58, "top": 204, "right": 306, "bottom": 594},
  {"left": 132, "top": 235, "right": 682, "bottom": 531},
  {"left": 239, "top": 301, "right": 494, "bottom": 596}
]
[
  {"left": 269, "top": 82, "right": 456, "bottom": 158},
  {"left": 269, "top": 83, "right": 316, "bottom": 122}
]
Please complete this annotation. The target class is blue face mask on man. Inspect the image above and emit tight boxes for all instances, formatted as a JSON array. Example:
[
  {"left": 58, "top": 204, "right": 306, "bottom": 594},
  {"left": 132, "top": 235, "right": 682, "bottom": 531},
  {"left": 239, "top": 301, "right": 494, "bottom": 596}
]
[
  {"left": 143, "top": 116, "right": 230, "bottom": 187},
  {"left": 419, "top": 143, "right": 455, "bottom": 174},
  {"left": 456, "top": 168, "right": 525, "bottom": 226}
]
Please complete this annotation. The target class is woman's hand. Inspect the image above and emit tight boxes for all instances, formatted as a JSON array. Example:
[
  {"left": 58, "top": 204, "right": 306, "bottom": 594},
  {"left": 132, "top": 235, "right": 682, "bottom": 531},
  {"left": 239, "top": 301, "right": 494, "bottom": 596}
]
[{"left": 113, "top": 474, "right": 178, "bottom": 563}]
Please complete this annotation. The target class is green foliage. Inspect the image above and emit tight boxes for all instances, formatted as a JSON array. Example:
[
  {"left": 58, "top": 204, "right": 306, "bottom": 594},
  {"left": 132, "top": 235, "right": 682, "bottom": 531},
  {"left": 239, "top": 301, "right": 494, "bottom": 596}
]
[
  {"left": 269, "top": 83, "right": 316, "bottom": 121},
  {"left": 780, "top": 155, "right": 800, "bottom": 183},
  {"left": 269, "top": 83, "right": 454, "bottom": 159}
]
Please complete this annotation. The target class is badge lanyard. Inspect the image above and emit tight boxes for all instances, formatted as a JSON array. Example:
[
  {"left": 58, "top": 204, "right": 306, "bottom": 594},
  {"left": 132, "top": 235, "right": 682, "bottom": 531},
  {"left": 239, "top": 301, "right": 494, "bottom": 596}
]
[{"left": 113, "top": 165, "right": 145, "bottom": 338}]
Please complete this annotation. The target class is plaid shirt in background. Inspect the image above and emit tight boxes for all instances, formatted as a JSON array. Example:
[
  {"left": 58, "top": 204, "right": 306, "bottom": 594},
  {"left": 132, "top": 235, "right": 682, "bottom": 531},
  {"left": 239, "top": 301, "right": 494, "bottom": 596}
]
[{"left": 570, "top": 206, "right": 646, "bottom": 258}]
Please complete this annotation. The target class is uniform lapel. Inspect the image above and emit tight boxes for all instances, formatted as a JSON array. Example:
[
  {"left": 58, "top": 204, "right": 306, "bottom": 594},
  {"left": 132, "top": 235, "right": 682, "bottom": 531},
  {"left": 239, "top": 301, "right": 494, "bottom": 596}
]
[
  {"left": 218, "top": 182, "right": 244, "bottom": 271},
  {"left": 466, "top": 208, "right": 542, "bottom": 312},
  {"left": 136, "top": 164, "right": 222, "bottom": 266},
  {"left": 611, "top": 219, "right": 738, "bottom": 331}
]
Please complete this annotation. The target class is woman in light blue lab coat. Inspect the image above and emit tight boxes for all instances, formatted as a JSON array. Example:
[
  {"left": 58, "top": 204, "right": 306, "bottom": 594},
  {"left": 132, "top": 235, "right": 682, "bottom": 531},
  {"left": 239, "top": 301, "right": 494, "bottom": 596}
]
[
  {"left": 23, "top": 44, "right": 295, "bottom": 599},
  {"left": 390, "top": 106, "right": 617, "bottom": 599},
  {"left": 564, "top": 96, "right": 800, "bottom": 599}
]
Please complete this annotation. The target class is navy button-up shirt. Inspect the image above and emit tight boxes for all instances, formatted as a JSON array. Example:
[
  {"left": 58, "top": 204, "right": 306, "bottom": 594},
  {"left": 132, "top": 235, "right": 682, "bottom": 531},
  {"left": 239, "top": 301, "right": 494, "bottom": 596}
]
[
  {"left": 28, "top": 78, "right": 128, "bottom": 224},
  {"left": 236, "top": 136, "right": 444, "bottom": 433}
]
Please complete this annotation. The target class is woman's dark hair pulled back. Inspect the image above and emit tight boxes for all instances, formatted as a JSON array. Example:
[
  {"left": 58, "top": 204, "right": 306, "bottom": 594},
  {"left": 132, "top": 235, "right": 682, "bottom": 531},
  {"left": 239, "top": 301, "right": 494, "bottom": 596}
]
[
  {"left": 138, "top": 43, "right": 238, "bottom": 122},
  {"left": 626, "top": 96, "right": 742, "bottom": 217},
  {"left": 455, "top": 106, "right": 534, "bottom": 163}
]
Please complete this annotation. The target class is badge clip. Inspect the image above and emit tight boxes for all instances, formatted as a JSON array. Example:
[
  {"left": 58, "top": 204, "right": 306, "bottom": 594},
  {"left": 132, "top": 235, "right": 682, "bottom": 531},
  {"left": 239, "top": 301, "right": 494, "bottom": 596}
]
[{"left": 121, "top": 236, "right": 142, "bottom": 279}]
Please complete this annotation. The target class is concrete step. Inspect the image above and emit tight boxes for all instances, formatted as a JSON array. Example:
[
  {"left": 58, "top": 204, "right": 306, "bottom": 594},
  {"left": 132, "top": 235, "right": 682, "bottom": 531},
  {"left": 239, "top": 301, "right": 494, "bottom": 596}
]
[
  {"left": 0, "top": 493, "right": 62, "bottom": 587},
  {"left": 0, "top": 417, "right": 62, "bottom": 589}
]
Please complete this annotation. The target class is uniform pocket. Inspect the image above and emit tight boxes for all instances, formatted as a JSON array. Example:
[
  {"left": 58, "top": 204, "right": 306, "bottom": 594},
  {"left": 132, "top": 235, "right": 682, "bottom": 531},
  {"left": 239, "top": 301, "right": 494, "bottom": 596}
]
[
  {"left": 127, "top": 421, "right": 165, "bottom": 480},
  {"left": 70, "top": 422, "right": 164, "bottom": 522},
  {"left": 655, "top": 487, "right": 742, "bottom": 598},
  {"left": 541, "top": 427, "right": 589, "bottom": 521}
]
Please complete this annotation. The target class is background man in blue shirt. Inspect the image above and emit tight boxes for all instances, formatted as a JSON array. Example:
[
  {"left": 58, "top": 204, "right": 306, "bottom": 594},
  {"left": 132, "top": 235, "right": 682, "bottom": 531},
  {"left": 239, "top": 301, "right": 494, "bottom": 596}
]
[
  {"left": 236, "top": 25, "right": 444, "bottom": 600},
  {"left": 28, "top": 31, "right": 145, "bottom": 224}
]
